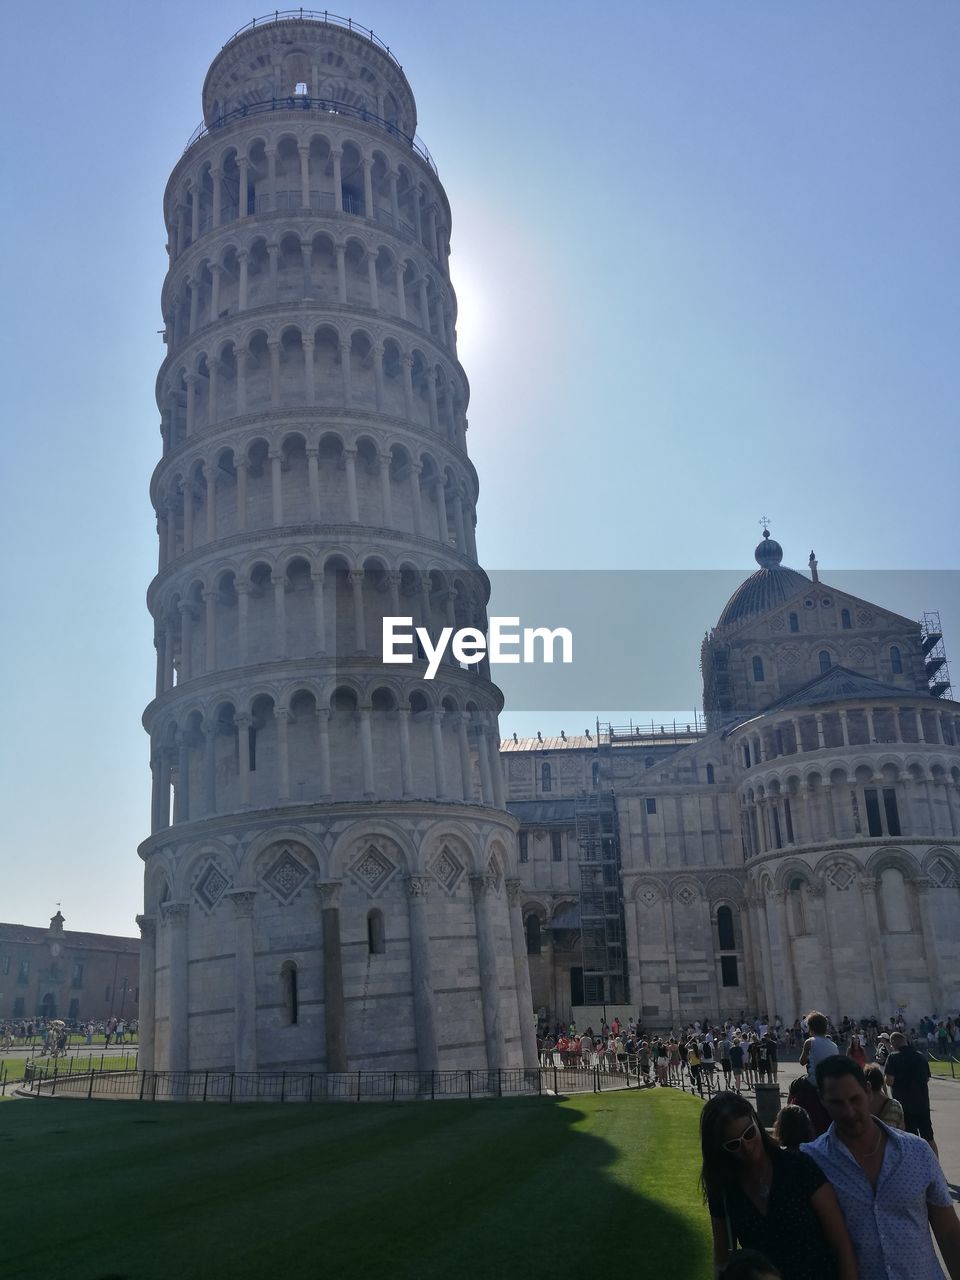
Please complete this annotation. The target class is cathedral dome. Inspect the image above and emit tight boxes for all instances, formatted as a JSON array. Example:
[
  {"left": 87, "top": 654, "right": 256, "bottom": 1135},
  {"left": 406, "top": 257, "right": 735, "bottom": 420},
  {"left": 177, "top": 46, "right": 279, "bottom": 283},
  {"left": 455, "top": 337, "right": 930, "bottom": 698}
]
[{"left": 716, "top": 530, "right": 810, "bottom": 629}]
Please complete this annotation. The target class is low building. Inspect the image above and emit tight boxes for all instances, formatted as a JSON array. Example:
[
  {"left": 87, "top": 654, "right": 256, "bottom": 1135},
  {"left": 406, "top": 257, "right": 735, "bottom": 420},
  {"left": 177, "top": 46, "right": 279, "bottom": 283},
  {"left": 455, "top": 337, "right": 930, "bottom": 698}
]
[{"left": 0, "top": 911, "right": 139, "bottom": 1024}]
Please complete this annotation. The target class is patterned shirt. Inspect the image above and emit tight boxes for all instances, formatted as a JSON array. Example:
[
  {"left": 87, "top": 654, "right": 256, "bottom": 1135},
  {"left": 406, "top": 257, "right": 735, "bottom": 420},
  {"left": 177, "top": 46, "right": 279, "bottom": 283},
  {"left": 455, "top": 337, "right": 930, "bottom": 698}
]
[{"left": 802, "top": 1120, "right": 953, "bottom": 1280}]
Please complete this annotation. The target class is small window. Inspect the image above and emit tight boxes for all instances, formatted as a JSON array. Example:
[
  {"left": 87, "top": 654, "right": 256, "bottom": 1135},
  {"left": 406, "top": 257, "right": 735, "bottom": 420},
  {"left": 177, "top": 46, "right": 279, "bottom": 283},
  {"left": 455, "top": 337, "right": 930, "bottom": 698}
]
[
  {"left": 645, "top": 798, "right": 657, "bottom": 815},
  {"left": 17, "top": 960, "right": 29, "bottom": 984},
  {"left": 864, "top": 788, "right": 883, "bottom": 838},
  {"left": 717, "top": 905, "right": 735, "bottom": 950},
  {"left": 281, "top": 961, "right": 299, "bottom": 1025},
  {"left": 819, "top": 650, "right": 831, "bottom": 674},
  {"left": 841, "top": 608, "right": 851, "bottom": 630},
  {"left": 551, "top": 831, "right": 562, "bottom": 862},
  {"left": 367, "top": 909, "right": 385, "bottom": 955},
  {"left": 784, "top": 797, "right": 794, "bottom": 844},
  {"left": 883, "top": 788, "right": 901, "bottom": 836},
  {"left": 743, "top": 744, "right": 751, "bottom": 768},
  {"left": 752, "top": 655, "right": 765, "bottom": 683},
  {"left": 541, "top": 762, "right": 552, "bottom": 792},
  {"left": 890, "top": 646, "right": 903, "bottom": 674},
  {"left": 68, "top": 997, "right": 80, "bottom": 1020},
  {"left": 0, "top": 956, "right": 9, "bottom": 975},
  {"left": 525, "top": 914, "right": 541, "bottom": 956},
  {"left": 248, "top": 725, "right": 257, "bottom": 771},
  {"left": 788, "top": 612, "right": 799, "bottom": 633},
  {"left": 706, "top": 763, "right": 715, "bottom": 785},
  {"left": 518, "top": 831, "right": 528, "bottom": 864},
  {"left": 720, "top": 956, "right": 739, "bottom": 988},
  {"left": 294, "top": 81, "right": 308, "bottom": 95},
  {"left": 71, "top": 963, "right": 84, "bottom": 989}
]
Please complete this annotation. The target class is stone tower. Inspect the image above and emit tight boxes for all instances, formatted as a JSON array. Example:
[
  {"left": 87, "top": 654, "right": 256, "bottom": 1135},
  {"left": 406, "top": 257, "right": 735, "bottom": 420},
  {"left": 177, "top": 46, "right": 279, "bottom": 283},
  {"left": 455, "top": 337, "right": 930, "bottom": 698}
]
[{"left": 138, "top": 14, "right": 536, "bottom": 1075}]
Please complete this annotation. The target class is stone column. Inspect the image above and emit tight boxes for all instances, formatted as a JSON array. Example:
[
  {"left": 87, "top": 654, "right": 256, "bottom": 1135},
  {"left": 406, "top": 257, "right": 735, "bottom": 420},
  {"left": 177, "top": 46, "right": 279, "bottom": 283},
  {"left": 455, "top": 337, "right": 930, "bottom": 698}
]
[
  {"left": 395, "top": 259, "right": 407, "bottom": 319},
  {"left": 367, "top": 252, "right": 379, "bottom": 310},
  {"left": 344, "top": 447, "right": 359, "bottom": 520},
  {"left": 456, "top": 714, "right": 475, "bottom": 802},
  {"left": 506, "top": 880, "right": 538, "bottom": 1069},
  {"left": 358, "top": 707, "right": 376, "bottom": 799},
  {"left": 739, "top": 898, "right": 760, "bottom": 1012},
  {"left": 162, "top": 902, "right": 190, "bottom": 1071},
  {"left": 135, "top": 914, "right": 157, "bottom": 1073},
  {"left": 378, "top": 451, "right": 393, "bottom": 524},
  {"left": 335, "top": 243, "right": 347, "bottom": 302},
  {"left": 349, "top": 569, "right": 366, "bottom": 652},
  {"left": 275, "top": 708, "right": 291, "bottom": 802},
  {"left": 431, "top": 711, "right": 448, "bottom": 799},
  {"left": 916, "top": 881, "right": 945, "bottom": 1014},
  {"left": 267, "top": 242, "right": 280, "bottom": 301},
  {"left": 236, "top": 714, "right": 252, "bottom": 807},
  {"left": 487, "top": 716, "right": 506, "bottom": 808},
  {"left": 236, "top": 348, "right": 247, "bottom": 412},
  {"left": 316, "top": 881, "right": 348, "bottom": 1071},
  {"left": 409, "top": 463, "right": 424, "bottom": 534},
  {"left": 203, "top": 720, "right": 217, "bottom": 815},
  {"left": 810, "top": 885, "right": 840, "bottom": 1022},
  {"left": 204, "top": 463, "right": 217, "bottom": 539},
  {"left": 756, "top": 892, "right": 777, "bottom": 1021},
  {"left": 311, "top": 570, "right": 326, "bottom": 652},
  {"left": 299, "top": 143, "right": 310, "bottom": 208},
  {"left": 236, "top": 580, "right": 250, "bottom": 663},
  {"left": 402, "top": 355, "right": 415, "bottom": 418},
  {"left": 475, "top": 720, "right": 494, "bottom": 805},
  {"left": 330, "top": 149, "right": 343, "bottom": 211},
  {"left": 302, "top": 336, "right": 315, "bottom": 403},
  {"left": 405, "top": 876, "right": 439, "bottom": 1071},
  {"left": 236, "top": 459, "right": 248, "bottom": 529},
  {"left": 306, "top": 448, "right": 321, "bottom": 518},
  {"left": 238, "top": 249, "right": 249, "bottom": 310},
  {"left": 859, "top": 880, "right": 891, "bottom": 1016},
  {"left": 269, "top": 449, "right": 283, "bottom": 523},
  {"left": 471, "top": 874, "right": 503, "bottom": 1069},
  {"left": 174, "top": 731, "right": 190, "bottom": 823},
  {"left": 237, "top": 155, "right": 248, "bottom": 218},
  {"left": 272, "top": 573, "right": 287, "bottom": 658},
  {"left": 316, "top": 708, "right": 333, "bottom": 799},
  {"left": 398, "top": 708, "right": 414, "bottom": 798},
  {"left": 228, "top": 889, "right": 258, "bottom": 1072},
  {"left": 203, "top": 589, "right": 217, "bottom": 672},
  {"left": 362, "top": 157, "right": 374, "bottom": 217},
  {"left": 624, "top": 898, "right": 644, "bottom": 1021}
]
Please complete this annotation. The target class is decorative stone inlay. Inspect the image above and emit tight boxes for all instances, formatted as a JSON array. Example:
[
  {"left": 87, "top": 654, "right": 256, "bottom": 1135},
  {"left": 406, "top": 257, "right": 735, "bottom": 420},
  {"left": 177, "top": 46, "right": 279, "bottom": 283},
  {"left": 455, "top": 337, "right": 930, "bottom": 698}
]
[
  {"left": 406, "top": 875, "right": 430, "bottom": 899},
  {"left": 194, "top": 862, "right": 230, "bottom": 913},
  {"left": 856, "top": 608, "right": 874, "bottom": 625},
  {"left": 769, "top": 614, "right": 785, "bottom": 632},
  {"left": 778, "top": 646, "right": 801, "bottom": 668},
  {"left": 929, "top": 857, "right": 958, "bottom": 889},
  {"left": 848, "top": 645, "right": 869, "bottom": 666},
  {"left": 638, "top": 887, "right": 660, "bottom": 907},
  {"left": 487, "top": 855, "right": 502, "bottom": 894},
  {"left": 260, "top": 847, "right": 310, "bottom": 904},
  {"left": 826, "top": 864, "right": 854, "bottom": 891},
  {"left": 429, "top": 843, "right": 464, "bottom": 895},
  {"left": 347, "top": 844, "right": 397, "bottom": 896},
  {"left": 674, "top": 883, "right": 697, "bottom": 906}
]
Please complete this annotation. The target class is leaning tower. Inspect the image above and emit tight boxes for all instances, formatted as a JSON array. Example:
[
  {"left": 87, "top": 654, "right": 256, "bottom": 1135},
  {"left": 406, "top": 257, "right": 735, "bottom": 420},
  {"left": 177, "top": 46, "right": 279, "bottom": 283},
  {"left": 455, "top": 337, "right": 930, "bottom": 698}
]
[{"left": 137, "top": 14, "right": 536, "bottom": 1075}]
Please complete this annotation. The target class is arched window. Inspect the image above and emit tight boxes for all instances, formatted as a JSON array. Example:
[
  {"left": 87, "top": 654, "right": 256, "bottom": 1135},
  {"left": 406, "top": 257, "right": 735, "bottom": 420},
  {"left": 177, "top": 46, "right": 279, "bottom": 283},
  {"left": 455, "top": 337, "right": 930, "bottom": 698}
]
[
  {"left": 819, "top": 650, "right": 831, "bottom": 674},
  {"left": 706, "top": 763, "right": 715, "bottom": 785},
  {"left": 841, "top": 608, "right": 851, "bottom": 630},
  {"left": 525, "top": 913, "right": 541, "bottom": 956},
  {"left": 787, "top": 878, "right": 806, "bottom": 936},
  {"left": 788, "top": 612, "right": 799, "bottom": 633},
  {"left": 880, "top": 868, "right": 911, "bottom": 932},
  {"left": 890, "top": 646, "right": 903, "bottom": 674},
  {"left": 541, "top": 762, "right": 552, "bottom": 792},
  {"left": 717, "top": 905, "right": 735, "bottom": 950},
  {"left": 281, "top": 961, "right": 298, "bottom": 1025},
  {"left": 367, "top": 909, "right": 385, "bottom": 955},
  {"left": 752, "top": 656, "right": 765, "bottom": 683}
]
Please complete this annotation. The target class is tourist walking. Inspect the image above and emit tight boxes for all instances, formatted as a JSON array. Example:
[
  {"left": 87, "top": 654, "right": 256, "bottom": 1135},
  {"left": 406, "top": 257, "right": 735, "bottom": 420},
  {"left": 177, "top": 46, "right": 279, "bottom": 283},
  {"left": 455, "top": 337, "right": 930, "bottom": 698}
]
[
  {"left": 805, "top": 1055, "right": 960, "bottom": 1279},
  {"left": 799, "top": 1012, "right": 838, "bottom": 1084},
  {"left": 863, "top": 1065, "right": 904, "bottom": 1130},
  {"left": 700, "top": 1092, "right": 857, "bottom": 1280},
  {"left": 884, "top": 1031, "right": 938, "bottom": 1155}
]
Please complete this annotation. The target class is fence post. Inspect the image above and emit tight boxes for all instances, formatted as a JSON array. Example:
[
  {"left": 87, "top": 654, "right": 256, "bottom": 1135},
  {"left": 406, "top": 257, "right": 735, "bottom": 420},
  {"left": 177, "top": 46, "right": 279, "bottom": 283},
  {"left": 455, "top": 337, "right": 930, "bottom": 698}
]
[
  {"left": 467, "top": 1070, "right": 472, "bottom": 1101},
  {"left": 203, "top": 1071, "right": 209, "bottom": 1103},
  {"left": 391, "top": 1071, "right": 397, "bottom": 1103},
  {"left": 431, "top": 1069, "right": 435, "bottom": 1101},
  {"left": 596, "top": 1065, "right": 602, "bottom": 1093},
  {"left": 308, "top": 1072, "right": 315, "bottom": 1104},
  {"left": 99, "top": 1053, "right": 104, "bottom": 1073},
  {"left": 228, "top": 1072, "right": 235, "bottom": 1103},
  {"left": 281, "top": 1071, "right": 286, "bottom": 1103},
  {"left": 87, "top": 1068, "right": 94, "bottom": 1099},
  {"left": 357, "top": 1071, "right": 362, "bottom": 1102},
  {"left": 139, "top": 1072, "right": 146, "bottom": 1101},
  {"left": 538, "top": 1068, "right": 543, "bottom": 1096},
  {"left": 497, "top": 1069, "right": 503, "bottom": 1098}
]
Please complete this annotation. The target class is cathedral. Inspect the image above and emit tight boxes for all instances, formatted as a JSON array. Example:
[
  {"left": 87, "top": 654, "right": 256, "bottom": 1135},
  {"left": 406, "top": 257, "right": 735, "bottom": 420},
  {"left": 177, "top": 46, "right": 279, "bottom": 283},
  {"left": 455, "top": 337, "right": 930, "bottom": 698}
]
[
  {"left": 509, "top": 530, "right": 960, "bottom": 1030},
  {"left": 137, "top": 14, "right": 960, "bottom": 1074}
]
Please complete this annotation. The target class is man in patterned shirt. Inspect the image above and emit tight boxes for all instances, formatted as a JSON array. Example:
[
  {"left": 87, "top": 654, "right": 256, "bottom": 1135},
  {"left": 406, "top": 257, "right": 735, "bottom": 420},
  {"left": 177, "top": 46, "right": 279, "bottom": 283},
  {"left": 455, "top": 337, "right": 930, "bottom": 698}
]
[{"left": 803, "top": 1055, "right": 960, "bottom": 1280}]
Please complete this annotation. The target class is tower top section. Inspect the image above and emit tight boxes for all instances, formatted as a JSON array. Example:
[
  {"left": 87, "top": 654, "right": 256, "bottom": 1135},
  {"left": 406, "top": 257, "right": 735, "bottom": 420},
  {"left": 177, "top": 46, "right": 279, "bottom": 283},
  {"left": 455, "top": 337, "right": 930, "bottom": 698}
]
[{"left": 201, "top": 12, "right": 419, "bottom": 137}]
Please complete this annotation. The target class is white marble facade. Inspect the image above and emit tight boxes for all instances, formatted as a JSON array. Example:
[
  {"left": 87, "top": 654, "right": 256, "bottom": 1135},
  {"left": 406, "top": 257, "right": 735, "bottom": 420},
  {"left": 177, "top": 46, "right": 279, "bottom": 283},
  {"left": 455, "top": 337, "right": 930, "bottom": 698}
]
[{"left": 139, "top": 16, "right": 534, "bottom": 1074}]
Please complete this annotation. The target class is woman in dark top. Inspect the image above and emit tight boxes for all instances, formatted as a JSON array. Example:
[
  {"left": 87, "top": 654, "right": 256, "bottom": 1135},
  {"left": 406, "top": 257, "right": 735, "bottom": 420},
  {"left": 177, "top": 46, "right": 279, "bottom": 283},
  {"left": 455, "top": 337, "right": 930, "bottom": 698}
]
[{"left": 700, "top": 1092, "right": 857, "bottom": 1280}]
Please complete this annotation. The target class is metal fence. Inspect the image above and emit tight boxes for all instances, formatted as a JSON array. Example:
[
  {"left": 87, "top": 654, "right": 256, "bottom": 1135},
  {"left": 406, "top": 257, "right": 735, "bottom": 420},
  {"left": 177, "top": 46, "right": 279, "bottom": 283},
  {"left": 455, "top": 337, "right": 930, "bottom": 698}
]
[{"left": 26, "top": 1062, "right": 689, "bottom": 1104}]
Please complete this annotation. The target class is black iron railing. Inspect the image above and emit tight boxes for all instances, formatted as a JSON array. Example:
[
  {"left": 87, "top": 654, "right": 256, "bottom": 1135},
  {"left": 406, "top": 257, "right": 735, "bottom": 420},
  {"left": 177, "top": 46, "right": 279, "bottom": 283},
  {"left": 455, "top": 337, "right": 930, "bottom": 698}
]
[
  {"left": 184, "top": 96, "right": 437, "bottom": 175},
  {"left": 220, "top": 10, "right": 403, "bottom": 71}
]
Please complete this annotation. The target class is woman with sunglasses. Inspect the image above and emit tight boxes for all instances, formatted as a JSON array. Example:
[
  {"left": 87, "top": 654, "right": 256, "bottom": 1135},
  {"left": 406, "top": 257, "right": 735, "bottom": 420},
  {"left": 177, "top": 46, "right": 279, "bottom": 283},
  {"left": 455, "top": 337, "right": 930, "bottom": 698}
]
[{"left": 700, "top": 1092, "right": 857, "bottom": 1280}]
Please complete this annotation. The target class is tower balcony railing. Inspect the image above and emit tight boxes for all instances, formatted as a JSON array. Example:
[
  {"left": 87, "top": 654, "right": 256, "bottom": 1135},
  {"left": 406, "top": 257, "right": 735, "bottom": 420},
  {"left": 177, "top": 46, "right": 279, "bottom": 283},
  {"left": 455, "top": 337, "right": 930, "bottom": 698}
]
[
  {"left": 194, "top": 188, "right": 420, "bottom": 243},
  {"left": 184, "top": 95, "right": 437, "bottom": 175},
  {"left": 219, "top": 10, "right": 404, "bottom": 74}
]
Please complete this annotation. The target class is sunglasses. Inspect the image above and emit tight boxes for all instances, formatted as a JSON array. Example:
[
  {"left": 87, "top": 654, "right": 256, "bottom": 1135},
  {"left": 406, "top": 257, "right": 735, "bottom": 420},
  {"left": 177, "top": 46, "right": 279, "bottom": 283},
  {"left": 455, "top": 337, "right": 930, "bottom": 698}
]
[{"left": 722, "top": 1121, "right": 760, "bottom": 1152}]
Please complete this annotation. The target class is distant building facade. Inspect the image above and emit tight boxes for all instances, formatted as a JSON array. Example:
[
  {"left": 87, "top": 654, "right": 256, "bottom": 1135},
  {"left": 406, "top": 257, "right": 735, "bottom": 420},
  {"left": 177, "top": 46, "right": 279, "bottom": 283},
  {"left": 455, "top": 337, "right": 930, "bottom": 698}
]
[
  {"left": 0, "top": 912, "right": 139, "bottom": 1024},
  {"left": 507, "top": 533, "right": 960, "bottom": 1029}
]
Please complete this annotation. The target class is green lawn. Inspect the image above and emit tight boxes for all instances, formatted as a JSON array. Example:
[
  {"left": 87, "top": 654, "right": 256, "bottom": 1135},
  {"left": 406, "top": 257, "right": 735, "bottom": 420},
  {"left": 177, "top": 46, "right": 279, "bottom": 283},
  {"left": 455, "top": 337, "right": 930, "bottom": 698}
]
[
  {"left": 929, "top": 1058, "right": 959, "bottom": 1078},
  {"left": 1, "top": 1088, "right": 710, "bottom": 1279},
  {"left": 0, "top": 1053, "right": 138, "bottom": 1086}
]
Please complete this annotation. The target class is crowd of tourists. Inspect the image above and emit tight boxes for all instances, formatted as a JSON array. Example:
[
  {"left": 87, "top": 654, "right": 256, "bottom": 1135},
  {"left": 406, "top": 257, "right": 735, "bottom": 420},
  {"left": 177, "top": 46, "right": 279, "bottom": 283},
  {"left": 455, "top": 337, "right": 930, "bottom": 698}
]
[
  {"left": 701, "top": 1010, "right": 959, "bottom": 1280},
  {"left": 0, "top": 1017, "right": 138, "bottom": 1050}
]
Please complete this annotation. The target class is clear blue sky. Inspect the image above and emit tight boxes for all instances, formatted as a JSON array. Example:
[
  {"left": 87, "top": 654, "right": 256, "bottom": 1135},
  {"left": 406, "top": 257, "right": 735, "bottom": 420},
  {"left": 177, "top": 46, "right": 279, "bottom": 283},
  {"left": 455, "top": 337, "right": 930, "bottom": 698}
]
[{"left": 2, "top": 1, "right": 957, "bottom": 935}]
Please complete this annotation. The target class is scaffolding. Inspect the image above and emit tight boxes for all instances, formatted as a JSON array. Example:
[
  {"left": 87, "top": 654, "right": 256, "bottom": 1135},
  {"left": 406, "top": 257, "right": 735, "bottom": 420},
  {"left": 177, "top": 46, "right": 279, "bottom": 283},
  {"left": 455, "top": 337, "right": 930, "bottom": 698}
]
[
  {"left": 575, "top": 784, "right": 628, "bottom": 1007},
  {"left": 921, "top": 611, "right": 952, "bottom": 699}
]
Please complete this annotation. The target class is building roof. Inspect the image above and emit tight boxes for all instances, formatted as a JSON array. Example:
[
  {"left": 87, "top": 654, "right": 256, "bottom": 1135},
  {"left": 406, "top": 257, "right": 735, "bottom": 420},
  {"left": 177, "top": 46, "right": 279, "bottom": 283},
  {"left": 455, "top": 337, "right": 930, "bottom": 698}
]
[
  {"left": 716, "top": 530, "right": 812, "bottom": 630},
  {"left": 499, "top": 735, "right": 596, "bottom": 752},
  {"left": 0, "top": 923, "right": 139, "bottom": 952},
  {"left": 727, "top": 665, "right": 934, "bottom": 731}
]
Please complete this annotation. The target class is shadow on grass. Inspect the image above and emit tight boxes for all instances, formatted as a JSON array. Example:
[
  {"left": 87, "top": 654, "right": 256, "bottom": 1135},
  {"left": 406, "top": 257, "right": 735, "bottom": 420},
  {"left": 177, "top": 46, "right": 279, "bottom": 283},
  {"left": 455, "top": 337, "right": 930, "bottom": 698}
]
[{"left": 2, "top": 1091, "right": 709, "bottom": 1279}]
